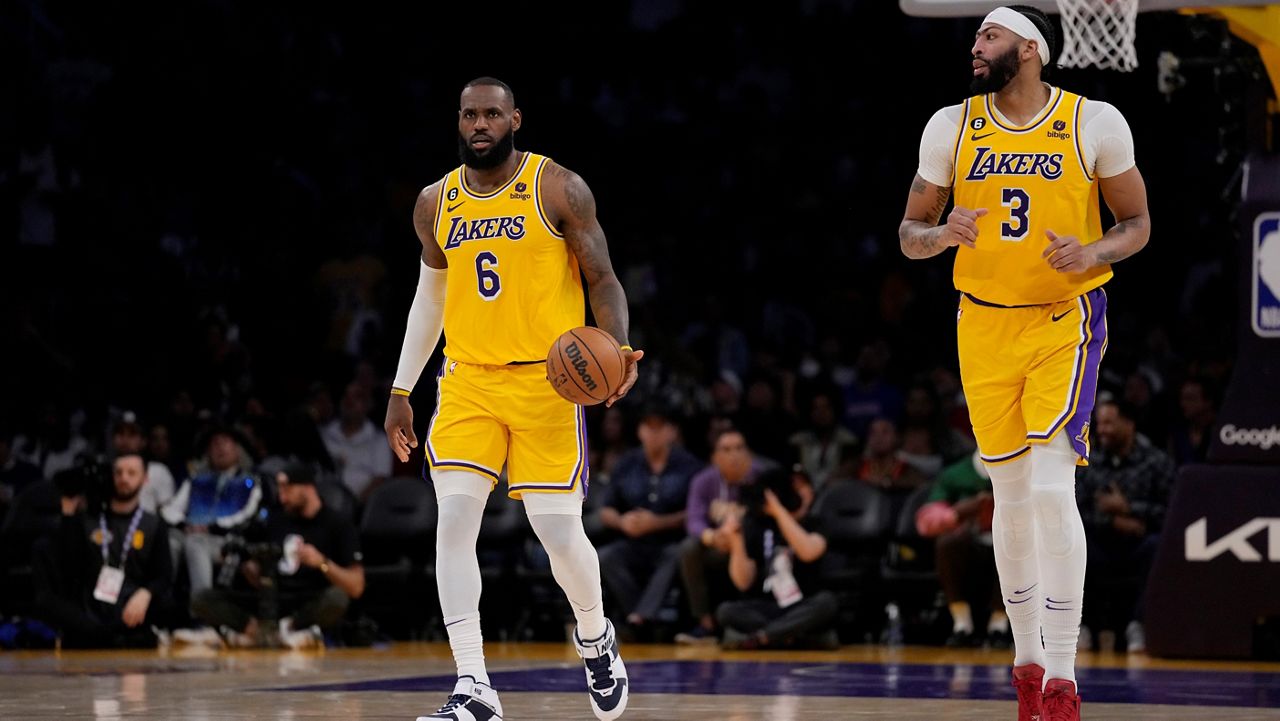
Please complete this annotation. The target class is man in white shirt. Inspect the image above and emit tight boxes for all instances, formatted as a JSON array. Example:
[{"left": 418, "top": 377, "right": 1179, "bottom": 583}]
[{"left": 322, "top": 383, "right": 392, "bottom": 501}]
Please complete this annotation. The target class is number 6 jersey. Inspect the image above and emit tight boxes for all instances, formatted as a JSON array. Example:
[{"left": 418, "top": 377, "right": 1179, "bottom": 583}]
[
  {"left": 432, "top": 152, "right": 585, "bottom": 365},
  {"left": 917, "top": 86, "right": 1136, "bottom": 306}
]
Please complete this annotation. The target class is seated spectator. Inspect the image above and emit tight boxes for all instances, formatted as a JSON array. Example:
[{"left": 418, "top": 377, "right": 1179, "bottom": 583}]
[
  {"left": 1168, "top": 377, "right": 1215, "bottom": 465},
  {"left": 903, "top": 383, "right": 976, "bottom": 465},
  {"left": 597, "top": 407, "right": 701, "bottom": 634},
  {"left": 916, "top": 450, "right": 1008, "bottom": 647},
  {"left": 188, "top": 463, "right": 364, "bottom": 648},
  {"left": 1077, "top": 399, "right": 1175, "bottom": 653},
  {"left": 0, "top": 428, "right": 42, "bottom": 519},
  {"left": 163, "top": 426, "right": 262, "bottom": 595},
  {"left": 33, "top": 452, "right": 175, "bottom": 648},
  {"left": 788, "top": 388, "right": 859, "bottom": 490},
  {"left": 857, "top": 417, "right": 927, "bottom": 492},
  {"left": 321, "top": 382, "right": 392, "bottom": 502},
  {"left": 110, "top": 413, "right": 176, "bottom": 515},
  {"left": 676, "top": 429, "right": 772, "bottom": 644},
  {"left": 716, "top": 467, "right": 838, "bottom": 650}
]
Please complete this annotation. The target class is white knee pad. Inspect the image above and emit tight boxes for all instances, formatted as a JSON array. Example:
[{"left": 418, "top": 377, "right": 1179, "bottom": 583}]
[
  {"left": 1030, "top": 434, "right": 1083, "bottom": 559},
  {"left": 995, "top": 498, "right": 1037, "bottom": 561}
]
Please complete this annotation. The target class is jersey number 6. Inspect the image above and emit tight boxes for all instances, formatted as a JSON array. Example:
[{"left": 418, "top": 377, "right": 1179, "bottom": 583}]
[
  {"left": 475, "top": 251, "right": 501, "bottom": 300},
  {"left": 1001, "top": 187, "right": 1030, "bottom": 242}
]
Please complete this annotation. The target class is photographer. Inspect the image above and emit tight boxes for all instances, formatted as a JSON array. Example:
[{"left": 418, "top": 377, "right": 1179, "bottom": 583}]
[
  {"left": 189, "top": 463, "right": 363, "bottom": 648},
  {"left": 715, "top": 466, "right": 838, "bottom": 650},
  {"left": 33, "top": 452, "right": 174, "bottom": 648}
]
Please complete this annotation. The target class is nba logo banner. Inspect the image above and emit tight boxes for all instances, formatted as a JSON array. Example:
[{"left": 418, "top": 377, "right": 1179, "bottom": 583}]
[{"left": 1255, "top": 212, "right": 1280, "bottom": 338}]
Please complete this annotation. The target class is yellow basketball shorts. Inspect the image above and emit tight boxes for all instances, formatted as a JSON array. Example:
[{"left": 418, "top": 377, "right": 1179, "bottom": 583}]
[
  {"left": 425, "top": 359, "right": 588, "bottom": 499},
  {"left": 957, "top": 288, "right": 1108, "bottom": 466}
]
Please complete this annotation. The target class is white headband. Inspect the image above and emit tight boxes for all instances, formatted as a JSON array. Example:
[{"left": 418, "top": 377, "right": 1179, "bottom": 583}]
[{"left": 983, "top": 7, "right": 1050, "bottom": 67}]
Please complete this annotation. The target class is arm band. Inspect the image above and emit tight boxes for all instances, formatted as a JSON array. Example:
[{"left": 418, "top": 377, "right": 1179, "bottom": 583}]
[{"left": 392, "top": 261, "right": 447, "bottom": 394}]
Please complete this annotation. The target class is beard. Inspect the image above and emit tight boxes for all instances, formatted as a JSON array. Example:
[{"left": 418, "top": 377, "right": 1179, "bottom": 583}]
[
  {"left": 113, "top": 484, "right": 142, "bottom": 503},
  {"left": 458, "top": 129, "right": 515, "bottom": 170},
  {"left": 970, "top": 44, "right": 1022, "bottom": 94}
]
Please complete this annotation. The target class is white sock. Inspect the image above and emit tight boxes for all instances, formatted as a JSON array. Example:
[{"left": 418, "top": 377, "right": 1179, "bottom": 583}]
[
  {"left": 1031, "top": 436, "right": 1087, "bottom": 686},
  {"left": 948, "top": 602, "right": 974, "bottom": 634},
  {"left": 986, "top": 454, "right": 1045, "bottom": 668},
  {"left": 435, "top": 493, "right": 489, "bottom": 685},
  {"left": 528, "top": 513, "right": 608, "bottom": 641}
]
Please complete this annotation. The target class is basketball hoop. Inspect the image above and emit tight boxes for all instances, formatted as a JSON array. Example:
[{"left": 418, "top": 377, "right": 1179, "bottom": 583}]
[{"left": 1055, "top": 0, "right": 1140, "bottom": 71}]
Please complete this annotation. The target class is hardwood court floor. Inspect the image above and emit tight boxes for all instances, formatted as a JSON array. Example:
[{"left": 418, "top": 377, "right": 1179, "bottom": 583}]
[{"left": 2, "top": 642, "right": 1279, "bottom": 720}]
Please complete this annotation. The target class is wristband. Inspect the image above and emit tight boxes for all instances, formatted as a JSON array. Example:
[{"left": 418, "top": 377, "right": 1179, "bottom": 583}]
[
  {"left": 619, "top": 345, "right": 633, "bottom": 353},
  {"left": 390, "top": 388, "right": 411, "bottom": 397}
]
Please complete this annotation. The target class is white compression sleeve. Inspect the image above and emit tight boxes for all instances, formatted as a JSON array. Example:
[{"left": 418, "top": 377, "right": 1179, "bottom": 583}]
[
  {"left": 987, "top": 454, "right": 1045, "bottom": 668},
  {"left": 392, "top": 260, "right": 447, "bottom": 393},
  {"left": 1031, "top": 433, "right": 1087, "bottom": 685}
]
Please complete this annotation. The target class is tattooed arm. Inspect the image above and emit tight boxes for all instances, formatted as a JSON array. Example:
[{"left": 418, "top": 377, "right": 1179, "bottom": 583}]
[
  {"left": 1043, "top": 166, "right": 1150, "bottom": 273},
  {"left": 544, "top": 161, "right": 643, "bottom": 405},
  {"left": 1093, "top": 166, "right": 1150, "bottom": 264},
  {"left": 899, "top": 174, "right": 986, "bottom": 259}
]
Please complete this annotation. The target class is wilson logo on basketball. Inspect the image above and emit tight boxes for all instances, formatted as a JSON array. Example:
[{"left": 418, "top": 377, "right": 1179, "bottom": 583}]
[{"left": 563, "top": 342, "right": 599, "bottom": 391}]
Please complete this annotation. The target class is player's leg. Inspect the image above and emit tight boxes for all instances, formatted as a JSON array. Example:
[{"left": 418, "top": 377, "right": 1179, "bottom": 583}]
[
  {"left": 417, "top": 362, "right": 507, "bottom": 721},
  {"left": 416, "top": 470, "right": 504, "bottom": 721},
  {"left": 524, "top": 492, "right": 627, "bottom": 721},
  {"left": 509, "top": 368, "right": 625, "bottom": 721},
  {"left": 958, "top": 296, "right": 1046, "bottom": 720},
  {"left": 1022, "top": 288, "right": 1106, "bottom": 717},
  {"left": 958, "top": 298, "right": 1044, "bottom": 666}
]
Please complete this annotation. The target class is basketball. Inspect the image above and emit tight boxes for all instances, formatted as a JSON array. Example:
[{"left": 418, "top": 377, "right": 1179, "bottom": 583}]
[{"left": 546, "top": 326, "right": 626, "bottom": 405}]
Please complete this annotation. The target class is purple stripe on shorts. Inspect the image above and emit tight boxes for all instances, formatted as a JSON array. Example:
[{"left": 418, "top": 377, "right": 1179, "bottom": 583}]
[{"left": 1062, "top": 288, "right": 1107, "bottom": 459}]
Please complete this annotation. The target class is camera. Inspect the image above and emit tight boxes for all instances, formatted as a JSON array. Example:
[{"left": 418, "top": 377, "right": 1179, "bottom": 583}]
[
  {"left": 52, "top": 453, "right": 112, "bottom": 510},
  {"left": 739, "top": 466, "right": 804, "bottom": 518}
]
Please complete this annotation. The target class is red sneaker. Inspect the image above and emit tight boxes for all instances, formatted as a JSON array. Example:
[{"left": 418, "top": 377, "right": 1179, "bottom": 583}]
[
  {"left": 1042, "top": 678, "right": 1082, "bottom": 721},
  {"left": 1011, "top": 663, "right": 1045, "bottom": 721}
]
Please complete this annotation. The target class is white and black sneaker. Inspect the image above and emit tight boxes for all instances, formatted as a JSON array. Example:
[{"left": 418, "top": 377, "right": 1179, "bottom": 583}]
[
  {"left": 574, "top": 620, "right": 629, "bottom": 720},
  {"left": 415, "top": 676, "right": 502, "bottom": 721}
]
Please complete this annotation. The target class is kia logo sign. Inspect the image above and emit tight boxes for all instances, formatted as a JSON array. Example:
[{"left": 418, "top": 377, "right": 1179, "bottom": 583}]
[{"left": 1185, "top": 517, "right": 1280, "bottom": 561}]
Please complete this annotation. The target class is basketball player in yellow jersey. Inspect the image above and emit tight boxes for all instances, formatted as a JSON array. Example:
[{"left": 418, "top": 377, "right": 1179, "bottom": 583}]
[
  {"left": 899, "top": 7, "right": 1150, "bottom": 720},
  {"left": 384, "top": 78, "right": 641, "bottom": 721}
]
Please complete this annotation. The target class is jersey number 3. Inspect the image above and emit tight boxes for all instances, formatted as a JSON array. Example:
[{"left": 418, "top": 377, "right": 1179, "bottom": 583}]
[
  {"left": 1000, "top": 187, "right": 1030, "bottom": 242},
  {"left": 475, "top": 252, "right": 501, "bottom": 300}
]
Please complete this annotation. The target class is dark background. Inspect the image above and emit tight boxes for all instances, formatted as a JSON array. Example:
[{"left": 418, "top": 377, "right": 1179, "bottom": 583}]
[{"left": 1, "top": 1, "right": 1267, "bottom": 468}]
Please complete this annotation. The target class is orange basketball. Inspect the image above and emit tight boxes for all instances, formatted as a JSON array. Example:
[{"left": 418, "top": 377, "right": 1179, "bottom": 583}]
[{"left": 546, "top": 326, "right": 625, "bottom": 406}]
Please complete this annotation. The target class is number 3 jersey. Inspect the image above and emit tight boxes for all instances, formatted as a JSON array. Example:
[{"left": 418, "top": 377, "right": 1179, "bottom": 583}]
[
  {"left": 948, "top": 87, "right": 1114, "bottom": 306},
  {"left": 432, "top": 152, "right": 584, "bottom": 365}
]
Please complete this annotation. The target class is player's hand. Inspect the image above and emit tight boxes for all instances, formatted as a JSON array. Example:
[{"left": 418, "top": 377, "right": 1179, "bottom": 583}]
[
  {"left": 122, "top": 588, "right": 151, "bottom": 628},
  {"left": 384, "top": 395, "right": 417, "bottom": 463},
  {"left": 1042, "top": 229, "right": 1092, "bottom": 273},
  {"left": 942, "top": 207, "right": 987, "bottom": 249},
  {"left": 606, "top": 348, "right": 644, "bottom": 407}
]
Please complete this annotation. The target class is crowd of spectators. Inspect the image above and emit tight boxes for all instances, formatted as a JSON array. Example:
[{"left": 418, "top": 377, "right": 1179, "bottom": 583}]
[{"left": 1, "top": 2, "right": 1248, "bottom": 651}]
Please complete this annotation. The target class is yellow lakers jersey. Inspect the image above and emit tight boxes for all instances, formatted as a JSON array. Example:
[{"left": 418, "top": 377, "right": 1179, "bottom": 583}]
[
  {"left": 433, "top": 152, "right": 584, "bottom": 365},
  {"left": 952, "top": 87, "right": 1111, "bottom": 306}
]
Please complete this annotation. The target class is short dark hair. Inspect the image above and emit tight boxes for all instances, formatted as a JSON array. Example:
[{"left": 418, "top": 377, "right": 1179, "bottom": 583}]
[
  {"left": 278, "top": 462, "right": 317, "bottom": 486},
  {"left": 1007, "top": 4, "right": 1059, "bottom": 72},
  {"left": 1099, "top": 398, "right": 1139, "bottom": 424},
  {"left": 113, "top": 450, "right": 151, "bottom": 471},
  {"left": 463, "top": 76, "right": 515, "bottom": 107}
]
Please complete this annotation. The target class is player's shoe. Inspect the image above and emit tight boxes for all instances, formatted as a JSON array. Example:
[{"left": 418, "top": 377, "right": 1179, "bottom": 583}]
[
  {"left": 1011, "top": 663, "right": 1045, "bottom": 721},
  {"left": 574, "top": 620, "right": 629, "bottom": 720},
  {"left": 1042, "top": 678, "right": 1082, "bottom": 721},
  {"left": 415, "top": 676, "right": 502, "bottom": 721}
]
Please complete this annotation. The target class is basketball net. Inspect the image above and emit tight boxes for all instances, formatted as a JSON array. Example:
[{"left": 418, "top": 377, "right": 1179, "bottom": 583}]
[{"left": 1055, "top": 0, "right": 1140, "bottom": 71}]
